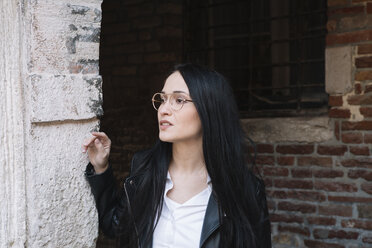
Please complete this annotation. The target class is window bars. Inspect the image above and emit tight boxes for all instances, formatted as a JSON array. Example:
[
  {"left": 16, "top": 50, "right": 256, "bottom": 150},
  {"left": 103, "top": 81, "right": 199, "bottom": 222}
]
[{"left": 183, "top": 0, "right": 328, "bottom": 117}]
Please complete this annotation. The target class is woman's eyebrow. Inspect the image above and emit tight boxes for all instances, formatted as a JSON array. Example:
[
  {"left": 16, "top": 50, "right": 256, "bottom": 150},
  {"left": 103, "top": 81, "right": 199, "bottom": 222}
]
[{"left": 160, "top": 90, "right": 188, "bottom": 94}]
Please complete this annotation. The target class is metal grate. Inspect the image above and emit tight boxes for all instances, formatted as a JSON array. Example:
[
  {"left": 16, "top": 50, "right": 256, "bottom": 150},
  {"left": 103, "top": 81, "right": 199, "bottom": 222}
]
[{"left": 183, "top": 0, "right": 328, "bottom": 117}]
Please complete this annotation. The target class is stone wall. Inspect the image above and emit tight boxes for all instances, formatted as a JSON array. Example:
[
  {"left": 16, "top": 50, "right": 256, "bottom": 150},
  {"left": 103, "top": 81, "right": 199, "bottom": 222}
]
[
  {"left": 248, "top": 1, "right": 372, "bottom": 247},
  {"left": 0, "top": 0, "right": 103, "bottom": 247}
]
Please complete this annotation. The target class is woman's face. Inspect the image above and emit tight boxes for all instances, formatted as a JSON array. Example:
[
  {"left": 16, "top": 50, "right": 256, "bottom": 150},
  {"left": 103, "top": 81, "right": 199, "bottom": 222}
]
[{"left": 158, "top": 71, "right": 202, "bottom": 144}]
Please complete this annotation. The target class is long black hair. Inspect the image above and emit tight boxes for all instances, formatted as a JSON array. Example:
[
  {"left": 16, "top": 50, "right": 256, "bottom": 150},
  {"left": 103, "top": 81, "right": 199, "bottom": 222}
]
[{"left": 127, "top": 63, "right": 262, "bottom": 248}]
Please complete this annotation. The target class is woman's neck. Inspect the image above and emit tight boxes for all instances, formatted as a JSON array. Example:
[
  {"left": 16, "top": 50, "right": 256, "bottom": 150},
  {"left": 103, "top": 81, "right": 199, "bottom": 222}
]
[{"left": 170, "top": 138, "right": 205, "bottom": 174}]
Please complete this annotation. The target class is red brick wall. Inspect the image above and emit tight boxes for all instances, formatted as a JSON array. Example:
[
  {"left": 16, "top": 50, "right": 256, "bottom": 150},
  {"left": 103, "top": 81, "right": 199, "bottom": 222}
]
[{"left": 265, "top": 1, "right": 372, "bottom": 247}]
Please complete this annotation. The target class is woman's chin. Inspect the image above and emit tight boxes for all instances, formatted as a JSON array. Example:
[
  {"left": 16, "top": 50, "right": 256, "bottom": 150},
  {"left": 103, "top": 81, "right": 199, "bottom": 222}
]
[{"left": 159, "top": 133, "right": 173, "bottom": 143}]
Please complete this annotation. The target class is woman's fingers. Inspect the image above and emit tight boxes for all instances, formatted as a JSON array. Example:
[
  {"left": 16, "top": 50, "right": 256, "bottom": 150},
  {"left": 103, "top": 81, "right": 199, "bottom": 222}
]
[
  {"left": 82, "top": 136, "right": 96, "bottom": 152},
  {"left": 91, "top": 132, "right": 111, "bottom": 147},
  {"left": 82, "top": 132, "right": 111, "bottom": 153}
]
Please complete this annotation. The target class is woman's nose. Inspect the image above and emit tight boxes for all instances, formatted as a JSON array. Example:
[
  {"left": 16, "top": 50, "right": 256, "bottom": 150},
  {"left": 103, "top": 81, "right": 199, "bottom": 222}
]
[{"left": 158, "top": 101, "right": 172, "bottom": 115}]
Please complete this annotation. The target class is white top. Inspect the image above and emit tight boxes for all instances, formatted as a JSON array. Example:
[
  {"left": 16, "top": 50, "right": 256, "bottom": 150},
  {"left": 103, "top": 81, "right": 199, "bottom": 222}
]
[{"left": 152, "top": 172, "right": 212, "bottom": 248}]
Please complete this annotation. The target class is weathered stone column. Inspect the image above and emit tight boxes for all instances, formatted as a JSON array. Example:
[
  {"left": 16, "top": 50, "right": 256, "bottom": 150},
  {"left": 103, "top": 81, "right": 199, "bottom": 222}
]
[{"left": 1, "top": 1, "right": 103, "bottom": 247}]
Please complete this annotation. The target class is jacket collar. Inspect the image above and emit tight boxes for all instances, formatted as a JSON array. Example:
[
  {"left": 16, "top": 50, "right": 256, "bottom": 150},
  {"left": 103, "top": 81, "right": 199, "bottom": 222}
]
[
  {"left": 125, "top": 175, "right": 221, "bottom": 248},
  {"left": 199, "top": 193, "right": 221, "bottom": 247}
]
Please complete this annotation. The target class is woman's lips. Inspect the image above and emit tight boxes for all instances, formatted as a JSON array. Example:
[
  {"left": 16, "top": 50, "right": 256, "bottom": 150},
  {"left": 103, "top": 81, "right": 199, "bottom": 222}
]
[{"left": 159, "top": 120, "right": 173, "bottom": 130}]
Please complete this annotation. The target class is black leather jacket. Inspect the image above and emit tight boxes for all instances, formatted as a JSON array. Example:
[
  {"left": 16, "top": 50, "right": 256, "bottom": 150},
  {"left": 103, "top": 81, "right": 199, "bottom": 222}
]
[{"left": 86, "top": 151, "right": 272, "bottom": 248}]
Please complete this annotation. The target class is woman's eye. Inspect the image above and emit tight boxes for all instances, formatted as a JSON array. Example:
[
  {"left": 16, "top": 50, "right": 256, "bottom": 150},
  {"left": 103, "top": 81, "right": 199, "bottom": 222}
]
[{"left": 175, "top": 98, "right": 185, "bottom": 104}]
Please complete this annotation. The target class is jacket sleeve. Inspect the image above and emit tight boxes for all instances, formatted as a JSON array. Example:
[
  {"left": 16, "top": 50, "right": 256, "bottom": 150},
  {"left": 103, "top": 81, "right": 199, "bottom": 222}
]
[
  {"left": 254, "top": 176, "right": 272, "bottom": 248},
  {"left": 85, "top": 162, "right": 131, "bottom": 239}
]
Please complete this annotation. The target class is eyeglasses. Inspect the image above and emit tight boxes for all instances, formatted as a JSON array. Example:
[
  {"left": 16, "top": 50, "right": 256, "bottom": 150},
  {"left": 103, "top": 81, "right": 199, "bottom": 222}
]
[{"left": 152, "top": 92, "right": 193, "bottom": 111}]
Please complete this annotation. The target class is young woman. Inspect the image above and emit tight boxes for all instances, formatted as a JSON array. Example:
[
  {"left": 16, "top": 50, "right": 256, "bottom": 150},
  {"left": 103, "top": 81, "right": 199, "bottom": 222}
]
[{"left": 82, "top": 63, "right": 271, "bottom": 248}]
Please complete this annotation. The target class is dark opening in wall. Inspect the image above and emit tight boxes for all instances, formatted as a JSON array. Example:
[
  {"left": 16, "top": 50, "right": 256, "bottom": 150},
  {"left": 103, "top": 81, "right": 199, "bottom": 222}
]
[
  {"left": 97, "top": 0, "right": 327, "bottom": 247},
  {"left": 184, "top": 0, "right": 328, "bottom": 117}
]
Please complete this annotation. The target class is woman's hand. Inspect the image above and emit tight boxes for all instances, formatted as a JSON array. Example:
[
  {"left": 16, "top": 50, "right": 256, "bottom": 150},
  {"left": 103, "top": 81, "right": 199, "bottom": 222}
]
[{"left": 82, "top": 132, "right": 111, "bottom": 174}]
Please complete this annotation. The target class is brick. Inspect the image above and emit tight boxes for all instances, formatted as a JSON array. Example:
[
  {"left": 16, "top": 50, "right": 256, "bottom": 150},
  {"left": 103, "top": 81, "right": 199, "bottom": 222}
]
[
  {"left": 127, "top": 54, "right": 143, "bottom": 64},
  {"left": 358, "top": 44, "right": 372, "bottom": 54},
  {"left": 365, "top": 84, "right": 372, "bottom": 93},
  {"left": 144, "top": 52, "right": 178, "bottom": 63},
  {"left": 139, "top": 31, "right": 152, "bottom": 41},
  {"left": 328, "top": 108, "right": 351, "bottom": 118},
  {"left": 341, "top": 158, "right": 372, "bottom": 168},
  {"left": 350, "top": 146, "right": 370, "bottom": 155},
  {"left": 312, "top": 229, "right": 331, "bottom": 239},
  {"left": 156, "top": 27, "right": 182, "bottom": 37},
  {"left": 349, "top": 169, "right": 372, "bottom": 180},
  {"left": 328, "top": 195, "right": 372, "bottom": 203},
  {"left": 132, "top": 16, "right": 162, "bottom": 29},
  {"left": 329, "top": 230, "right": 359, "bottom": 239},
  {"left": 327, "top": 30, "right": 372, "bottom": 46},
  {"left": 314, "top": 229, "right": 359, "bottom": 239},
  {"left": 114, "top": 43, "right": 144, "bottom": 54},
  {"left": 319, "top": 204, "right": 353, "bottom": 217},
  {"left": 291, "top": 168, "right": 312, "bottom": 178},
  {"left": 335, "top": 121, "right": 340, "bottom": 141},
  {"left": 328, "top": 0, "right": 349, "bottom": 6},
  {"left": 355, "top": 83, "right": 362, "bottom": 94},
  {"left": 103, "top": 23, "right": 131, "bottom": 35},
  {"left": 156, "top": 3, "right": 182, "bottom": 14},
  {"left": 358, "top": 204, "right": 372, "bottom": 218},
  {"left": 277, "top": 156, "right": 294, "bottom": 166},
  {"left": 107, "top": 33, "right": 137, "bottom": 45},
  {"left": 328, "top": 5, "right": 365, "bottom": 16},
  {"left": 317, "top": 145, "right": 347, "bottom": 155},
  {"left": 262, "top": 166, "right": 288, "bottom": 176},
  {"left": 276, "top": 145, "right": 314, "bottom": 154},
  {"left": 278, "top": 201, "right": 316, "bottom": 214},
  {"left": 112, "top": 66, "right": 137, "bottom": 76},
  {"left": 307, "top": 216, "right": 336, "bottom": 226},
  {"left": 298, "top": 156, "right": 333, "bottom": 167},
  {"left": 363, "top": 235, "right": 372, "bottom": 243},
  {"left": 329, "top": 95, "right": 343, "bottom": 106},
  {"left": 360, "top": 107, "right": 372, "bottom": 117},
  {"left": 269, "top": 190, "right": 326, "bottom": 201},
  {"left": 314, "top": 169, "right": 344, "bottom": 178},
  {"left": 365, "top": 133, "right": 372, "bottom": 143},
  {"left": 304, "top": 239, "right": 345, "bottom": 248},
  {"left": 278, "top": 225, "right": 310, "bottom": 236},
  {"left": 270, "top": 213, "right": 303, "bottom": 223},
  {"left": 274, "top": 179, "right": 313, "bottom": 189},
  {"left": 362, "top": 182, "right": 372, "bottom": 194},
  {"left": 256, "top": 144, "right": 274, "bottom": 153},
  {"left": 315, "top": 181, "right": 358, "bottom": 192},
  {"left": 341, "top": 219, "right": 372, "bottom": 230},
  {"left": 267, "top": 199, "right": 275, "bottom": 211},
  {"left": 342, "top": 132, "right": 363, "bottom": 144},
  {"left": 162, "top": 14, "right": 183, "bottom": 26},
  {"left": 356, "top": 56, "right": 372, "bottom": 68},
  {"left": 286, "top": 191, "right": 326, "bottom": 201},
  {"left": 145, "top": 41, "right": 161, "bottom": 52},
  {"left": 347, "top": 94, "right": 372, "bottom": 105},
  {"left": 339, "top": 15, "right": 368, "bottom": 32},
  {"left": 125, "top": 3, "right": 154, "bottom": 18},
  {"left": 355, "top": 70, "right": 372, "bottom": 80},
  {"left": 256, "top": 156, "right": 275, "bottom": 165},
  {"left": 327, "top": 20, "right": 337, "bottom": 32}
]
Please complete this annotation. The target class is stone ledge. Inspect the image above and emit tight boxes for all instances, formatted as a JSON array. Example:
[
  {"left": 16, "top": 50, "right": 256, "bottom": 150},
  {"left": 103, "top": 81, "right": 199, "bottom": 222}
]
[{"left": 241, "top": 116, "right": 333, "bottom": 143}]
